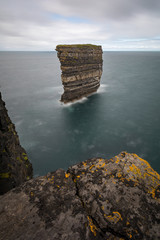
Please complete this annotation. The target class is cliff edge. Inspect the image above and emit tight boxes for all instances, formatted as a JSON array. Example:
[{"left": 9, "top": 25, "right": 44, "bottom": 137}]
[
  {"left": 56, "top": 44, "right": 103, "bottom": 103},
  {"left": 0, "top": 93, "right": 33, "bottom": 195},
  {"left": 0, "top": 92, "right": 160, "bottom": 239},
  {"left": 0, "top": 152, "right": 159, "bottom": 240}
]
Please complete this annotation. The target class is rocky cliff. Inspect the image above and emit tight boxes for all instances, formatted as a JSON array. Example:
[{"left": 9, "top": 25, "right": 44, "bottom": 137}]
[
  {"left": 0, "top": 152, "right": 159, "bottom": 240},
  {"left": 0, "top": 93, "right": 33, "bottom": 195},
  {"left": 0, "top": 92, "right": 160, "bottom": 239},
  {"left": 56, "top": 44, "right": 103, "bottom": 103}
]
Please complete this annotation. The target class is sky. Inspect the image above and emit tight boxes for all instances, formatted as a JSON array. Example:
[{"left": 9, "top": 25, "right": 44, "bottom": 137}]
[{"left": 0, "top": 0, "right": 160, "bottom": 51}]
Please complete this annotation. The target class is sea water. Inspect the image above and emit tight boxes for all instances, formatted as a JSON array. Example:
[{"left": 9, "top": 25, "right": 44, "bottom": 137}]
[{"left": 0, "top": 51, "right": 160, "bottom": 176}]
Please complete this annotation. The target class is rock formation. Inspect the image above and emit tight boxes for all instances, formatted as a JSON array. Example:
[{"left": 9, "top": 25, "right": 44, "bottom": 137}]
[
  {"left": 56, "top": 44, "right": 103, "bottom": 103},
  {"left": 0, "top": 152, "right": 159, "bottom": 240},
  {"left": 0, "top": 91, "right": 160, "bottom": 239},
  {"left": 0, "top": 92, "right": 33, "bottom": 195}
]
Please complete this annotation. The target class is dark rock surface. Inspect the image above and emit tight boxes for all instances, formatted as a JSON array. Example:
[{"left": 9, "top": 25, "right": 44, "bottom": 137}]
[
  {"left": 56, "top": 44, "right": 103, "bottom": 103},
  {"left": 0, "top": 152, "right": 159, "bottom": 240},
  {"left": 0, "top": 93, "right": 33, "bottom": 195}
]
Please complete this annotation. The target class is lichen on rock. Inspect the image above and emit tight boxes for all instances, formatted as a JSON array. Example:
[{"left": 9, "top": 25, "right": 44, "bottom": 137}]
[
  {"left": 0, "top": 152, "right": 159, "bottom": 239},
  {"left": 56, "top": 44, "right": 103, "bottom": 103},
  {"left": 0, "top": 92, "right": 33, "bottom": 195}
]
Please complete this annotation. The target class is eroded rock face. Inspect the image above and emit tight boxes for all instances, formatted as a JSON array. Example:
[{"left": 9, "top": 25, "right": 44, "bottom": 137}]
[
  {"left": 0, "top": 152, "right": 159, "bottom": 240},
  {"left": 69, "top": 152, "right": 160, "bottom": 239},
  {"left": 56, "top": 44, "right": 103, "bottom": 103},
  {"left": 0, "top": 93, "right": 33, "bottom": 195}
]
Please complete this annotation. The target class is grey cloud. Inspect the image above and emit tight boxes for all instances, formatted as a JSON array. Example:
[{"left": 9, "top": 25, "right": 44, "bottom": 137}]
[
  {"left": 0, "top": 0, "right": 160, "bottom": 50},
  {"left": 0, "top": 26, "right": 23, "bottom": 37},
  {"left": 0, "top": 0, "right": 49, "bottom": 24},
  {"left": 1, "top": 0, "right": 160, "bottom": 24},
  {"left": 44, "top": 0, "right": 160, "bottom": 21}
]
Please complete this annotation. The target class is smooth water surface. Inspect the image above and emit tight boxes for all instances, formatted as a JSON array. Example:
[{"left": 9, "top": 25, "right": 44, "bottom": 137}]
[{"left": 0, "top": 51, "right": 160, "bottom": 175}]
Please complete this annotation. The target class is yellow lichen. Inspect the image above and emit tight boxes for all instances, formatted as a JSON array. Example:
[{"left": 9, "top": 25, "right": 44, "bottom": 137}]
[
  {"left": 47, "top": 175, "right": 54, "bottom": 184},
  {"left": 117, "top": 172, "right": 122, "bottom": 178},
  {"left": 127, "top": 155, "right": 160, "bottom": 200},
  {"left": 148, "top": 187, "right": 156, "bottom": 199},
  {"left": 104, "top": 211, "right": 122, "bottom": 223},
  {"left": 87, "top": 216, "right": 97, "bottom": 236},
  {"left": 65, "top": 173, "right": 70, "bottom": 178},
  {"left": 126, "top": 230, "right": 132, "bottom": 239},
  {"left": 89, "top": 165, "right": 95, "bottom": 170},
  {"left": 30, "top": 192, "right": 34, "bottom": 197},
  {"left": 96, "top": 159, "right": 106, "bottom": 169},
  {"left": 101, "top": 163, "right": 105, "bottom": 168},
  {"left": 115, "top": 156, "right": 120, "bottom": 164},
  {"left": 112, "top": 179, "right": 116, "bottom": 184},
  {"left": 129, "top": 164, "right": 141, "bottom": 176}
]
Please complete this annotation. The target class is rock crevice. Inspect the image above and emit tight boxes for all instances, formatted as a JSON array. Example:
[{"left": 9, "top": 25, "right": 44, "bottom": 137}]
[
  {"left": 56, "top": 44, "right": 103, "bottom": 103},
  {"left": 69, "top": 171, "right": 128, "bottom": 240}
]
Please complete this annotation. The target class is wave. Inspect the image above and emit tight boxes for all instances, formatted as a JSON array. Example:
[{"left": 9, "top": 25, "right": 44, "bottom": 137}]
[
  {"left": 61, "top": 97, "right": 88, "bottom": 107},
  {"left": 60, "top": 83, "right": 108, "bottom": 107},
  {"left": 97, "top": 84, "right": 108, "bottom": 93}
]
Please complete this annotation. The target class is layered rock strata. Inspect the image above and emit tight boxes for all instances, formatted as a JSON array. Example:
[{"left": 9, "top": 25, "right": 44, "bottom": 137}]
[
  {"left": 56, "top": 44, "right": 103, "bottom": 103},
  {"left": 0, "top": 93, "right": 33, "bottom": 195},
  {"left": 0, "top": 152, "right": 159, "bottom": 240}
]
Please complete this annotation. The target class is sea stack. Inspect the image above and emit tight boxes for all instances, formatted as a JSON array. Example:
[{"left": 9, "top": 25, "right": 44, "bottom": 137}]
[
  {"left": 56, "top": 44, "right": 103, "bottom": 103},
  {"left": 0, "top": 93, "right": 33, "bottom": 195}
]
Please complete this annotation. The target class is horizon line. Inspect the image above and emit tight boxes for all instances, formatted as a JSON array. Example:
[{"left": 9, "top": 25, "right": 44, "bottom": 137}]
[{"left": 0, "top": 49, "right": 160, "bottom": 52}]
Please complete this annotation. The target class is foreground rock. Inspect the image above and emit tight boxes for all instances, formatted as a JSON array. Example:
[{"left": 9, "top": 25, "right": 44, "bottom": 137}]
[
  {"left": 56, "top": 44, "right": 103, "bottom": 103},
  {"left": 0, "top": 93, "right": 33, "bottom": 195},
  {"left": 0, "top": 152, "right": 159, "bottom": 240}
]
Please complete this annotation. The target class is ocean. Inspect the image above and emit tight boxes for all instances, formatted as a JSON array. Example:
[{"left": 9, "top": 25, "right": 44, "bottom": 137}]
[{"left": 0, "top": 51, "right": 160, "bottom": 176}]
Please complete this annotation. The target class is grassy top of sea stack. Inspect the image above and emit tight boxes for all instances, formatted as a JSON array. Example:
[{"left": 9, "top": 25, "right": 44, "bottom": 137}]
[{"left": 56, "top": 44, "right": 101, "bottom": 50}]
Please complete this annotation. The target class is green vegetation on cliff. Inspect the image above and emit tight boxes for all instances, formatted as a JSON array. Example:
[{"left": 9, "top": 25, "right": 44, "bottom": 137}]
[{"left": 56, "top": 44, "right": 101, "bottom": 49}]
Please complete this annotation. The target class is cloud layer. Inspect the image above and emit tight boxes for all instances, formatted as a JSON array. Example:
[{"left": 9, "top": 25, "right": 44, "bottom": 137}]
[{"left": 0, "top": 0, "right": 160, "bottom": 50}]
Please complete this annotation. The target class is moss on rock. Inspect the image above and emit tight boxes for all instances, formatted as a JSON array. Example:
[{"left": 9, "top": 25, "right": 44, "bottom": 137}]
[{"left": 56, "top": 44, "right": 101, "bottom": 50}]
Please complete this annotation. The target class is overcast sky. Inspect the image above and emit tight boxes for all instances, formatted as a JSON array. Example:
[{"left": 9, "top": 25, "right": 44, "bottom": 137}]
[{"left": 0, "top": 0, "right": 160, "bottom": 51}]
